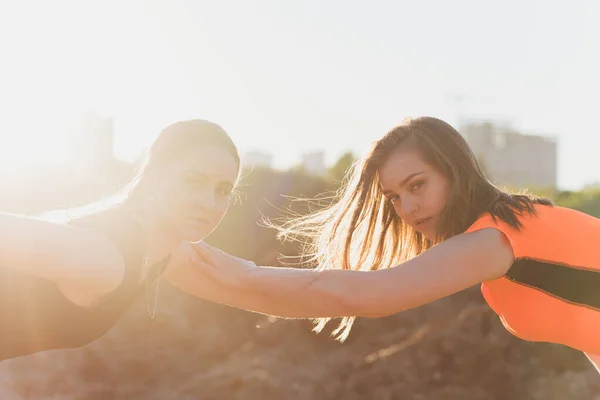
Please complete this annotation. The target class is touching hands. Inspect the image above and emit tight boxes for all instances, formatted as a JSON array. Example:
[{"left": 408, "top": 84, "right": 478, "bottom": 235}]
[{"left": 189, "top": 241, "right": 258, "bottom": 290}]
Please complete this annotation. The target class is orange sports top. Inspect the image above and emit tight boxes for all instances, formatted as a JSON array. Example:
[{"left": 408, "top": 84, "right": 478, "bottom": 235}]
[{"left": 465, "top": 204, "right": 600, "bottom": 354}]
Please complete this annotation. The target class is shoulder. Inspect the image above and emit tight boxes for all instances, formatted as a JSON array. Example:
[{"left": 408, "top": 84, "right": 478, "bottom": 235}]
[
  {"left": 463, "top": 203, "right": 600, "bottom": 264},
  {"left": 467, "top": 203, "right": 577, "bottom": 235},
  {"left": 68, "top": 208, "right": 145, "bottom": 257},
  {"left": 407, "top": 225, "right": 514, "bottom": 287},
  {"left": 454, "top": 226, "right": 515, "bottom": 279},
  {"left": 467, "top": 203, "right": 549, "bottom": 230},
  {"left": 59, "top": 208, "right": 144, "bottom": 306}
]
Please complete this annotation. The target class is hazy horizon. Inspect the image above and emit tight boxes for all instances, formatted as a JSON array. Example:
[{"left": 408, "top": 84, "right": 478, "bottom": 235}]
[{"left": 0, "top": 0, "right": 598, "bottom": 190}]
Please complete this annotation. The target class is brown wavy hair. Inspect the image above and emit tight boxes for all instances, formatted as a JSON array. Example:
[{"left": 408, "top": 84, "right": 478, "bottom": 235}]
[{"left": 276, "top": 116, "right": 552, "bottom": 341}]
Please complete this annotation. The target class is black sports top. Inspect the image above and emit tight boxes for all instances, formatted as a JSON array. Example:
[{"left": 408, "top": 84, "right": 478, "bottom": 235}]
[{"left": 0, "top": 208, "right": 170, "bottom": 361}]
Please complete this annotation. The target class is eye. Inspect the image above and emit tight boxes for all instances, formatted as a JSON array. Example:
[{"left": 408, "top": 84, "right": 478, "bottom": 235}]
[
  {"left": 216, "top": 186, "right": 233, "bottom": 197},
  {"left": 410, "top": 180, "right": 424, "bottom": 192}
]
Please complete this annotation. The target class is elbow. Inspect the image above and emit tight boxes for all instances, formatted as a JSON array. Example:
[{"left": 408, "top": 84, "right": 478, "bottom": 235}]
[
  {"left": 339, "top": 295, "right": 400, "bottom": 319},
  {"left": 326, "top": 279, "right": 404, "bottom": 319},
  {"left": 310, "top": 270, "right": 404, "bottom": 319}
]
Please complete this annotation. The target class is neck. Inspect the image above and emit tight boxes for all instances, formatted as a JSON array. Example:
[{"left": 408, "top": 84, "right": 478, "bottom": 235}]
[{"left": 131, "top": 209, "right": 181, "bottom": 263}]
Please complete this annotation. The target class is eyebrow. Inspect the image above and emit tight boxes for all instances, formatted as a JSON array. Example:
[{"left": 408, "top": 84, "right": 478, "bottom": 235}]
[{"left": 381, "top": 171, "right": 424, "bottom": 196}]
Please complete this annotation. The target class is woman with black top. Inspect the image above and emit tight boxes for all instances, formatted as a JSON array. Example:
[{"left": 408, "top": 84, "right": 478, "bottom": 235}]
[{"left": 0, "top": 119, "right": 241, "bottom": 361}]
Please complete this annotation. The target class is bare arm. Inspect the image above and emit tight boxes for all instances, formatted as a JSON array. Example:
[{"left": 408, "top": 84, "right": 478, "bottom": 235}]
[
  {"left": 0, "top": 212, "right": 125, "bottom": 305},
  {"left": 170, "top": 228, "right": 513, "bottom": 319}
]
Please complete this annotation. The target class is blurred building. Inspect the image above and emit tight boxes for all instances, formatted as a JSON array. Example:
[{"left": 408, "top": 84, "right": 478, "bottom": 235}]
[
  {"left": 242, "top": 150, "right": 273, "bottom": 169},
  {"left": 584, "top": 181, "right": 600, "bottom": 190},
  {"left": 461, "top": 121, "right": 557, "bottom": 189},
  {"left": 301, "top": 151, "right": 327, "bottom": 177}
]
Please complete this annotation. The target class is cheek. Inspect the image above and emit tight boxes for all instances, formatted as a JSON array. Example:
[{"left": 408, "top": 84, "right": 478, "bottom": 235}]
[
  {"left": 155, "top": 190, "right": 189, "bottom": 220},
  {"left": 421, "top": 182, "right": 447, "bottom": 212},
  {"left": 431, "top": 180, "right": 451, "bottom": 210},
  {"left": 211, "top": 200, "right": 230, "bottom": 221}
]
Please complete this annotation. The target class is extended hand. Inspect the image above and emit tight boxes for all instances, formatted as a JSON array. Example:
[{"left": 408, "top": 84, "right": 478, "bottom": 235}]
[{"left": 190, "top": 242, "right": 257, "bottom": 290}]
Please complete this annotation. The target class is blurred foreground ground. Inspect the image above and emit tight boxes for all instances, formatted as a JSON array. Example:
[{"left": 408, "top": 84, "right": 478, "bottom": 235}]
[{"left": 1, "top": 166, "right": 599, "bottom": 399}]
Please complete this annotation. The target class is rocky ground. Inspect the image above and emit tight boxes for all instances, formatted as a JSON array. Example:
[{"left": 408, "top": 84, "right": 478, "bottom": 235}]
[{"left": 1, "top": 283, "right": 598, "bottom": 400}]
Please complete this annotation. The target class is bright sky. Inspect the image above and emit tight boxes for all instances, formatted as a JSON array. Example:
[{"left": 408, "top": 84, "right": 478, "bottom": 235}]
[{"left": 0, "top": 0, "right": 598, "bottom": 189}]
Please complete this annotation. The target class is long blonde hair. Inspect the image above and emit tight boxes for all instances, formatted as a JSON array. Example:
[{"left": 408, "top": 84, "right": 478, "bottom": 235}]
[{"left": 276, "top": 116, "right": 551, "bottom": 341}]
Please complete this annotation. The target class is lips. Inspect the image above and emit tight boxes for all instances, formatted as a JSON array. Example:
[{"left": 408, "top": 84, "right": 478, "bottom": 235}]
[{"left": 414, "top": 217, "right": 431, "bottom": 227}]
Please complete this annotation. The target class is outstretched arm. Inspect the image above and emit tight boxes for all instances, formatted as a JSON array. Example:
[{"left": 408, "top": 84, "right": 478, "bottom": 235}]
[
  {"left": 167, "top": 228, "right": 513, "bottom": 319},
  {"left": 0, "top": 212, "right": 125, "bottom": 305}
]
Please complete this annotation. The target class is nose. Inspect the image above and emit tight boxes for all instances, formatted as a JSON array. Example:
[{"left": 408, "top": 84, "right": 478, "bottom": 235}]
[
  {"left": 194, "top": 188, "right": 216, "bottom": 210},
  {"left": 399, "top": 195, "right": 419, "bottom": 218}
]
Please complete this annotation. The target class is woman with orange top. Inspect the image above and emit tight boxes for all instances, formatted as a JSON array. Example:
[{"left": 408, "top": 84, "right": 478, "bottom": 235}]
[{"left": 181, "top": 116, "right": 600, "bottom": 374}]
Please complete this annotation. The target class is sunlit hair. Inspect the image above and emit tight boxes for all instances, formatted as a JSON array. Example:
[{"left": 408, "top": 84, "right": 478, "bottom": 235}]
[
  {"left": 53, "top": 119, "right": 240, "bottom": 221},
  {"left": 123, "top": 119, "right": 240, "bottom": 209},
  {"left": 276, "top": 116, "right": 552, "bottom": 341}
]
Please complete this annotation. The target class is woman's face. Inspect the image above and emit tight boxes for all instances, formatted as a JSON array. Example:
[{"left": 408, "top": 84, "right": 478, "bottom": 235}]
[
  {"left": 148, "top": 145, "right": 239, "bottom": 243},
  {"left": 378, "top": 147, "right": 451, "bottom": 240}
]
